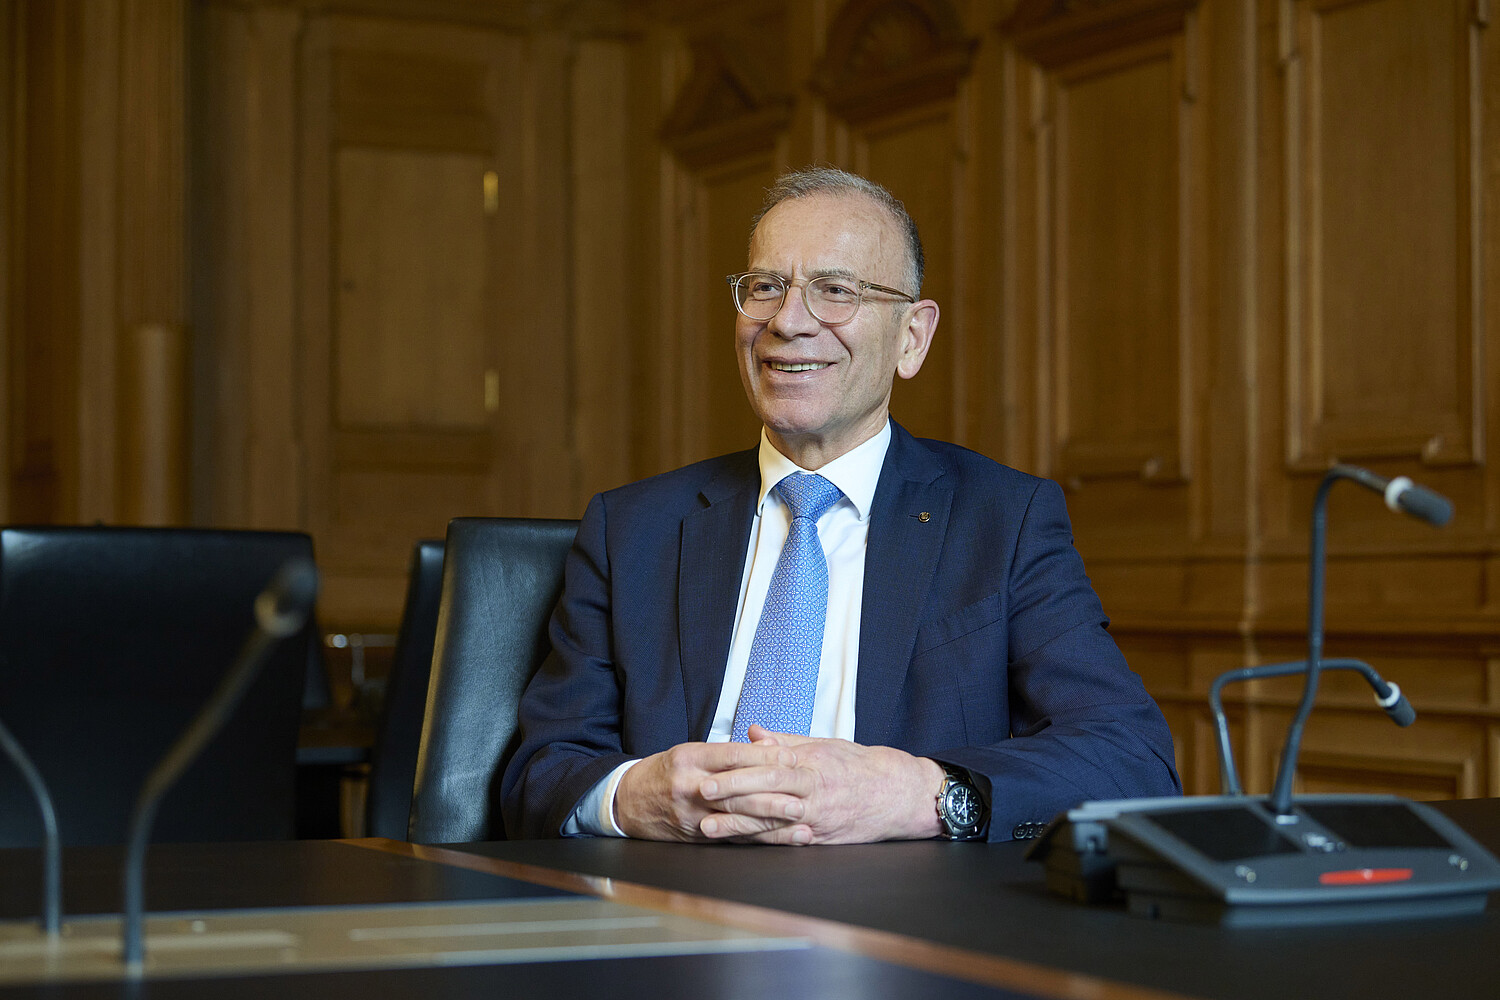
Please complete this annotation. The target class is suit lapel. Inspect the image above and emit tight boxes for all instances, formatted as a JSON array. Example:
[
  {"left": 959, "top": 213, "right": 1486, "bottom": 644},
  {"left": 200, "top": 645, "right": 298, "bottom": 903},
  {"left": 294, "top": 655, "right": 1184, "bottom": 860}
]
[
  {"left": 678, "top": 455, "right": 758, "bottom": 741},
  {"left": 855, "top": 425, "right": 951, "bottom": 747}
]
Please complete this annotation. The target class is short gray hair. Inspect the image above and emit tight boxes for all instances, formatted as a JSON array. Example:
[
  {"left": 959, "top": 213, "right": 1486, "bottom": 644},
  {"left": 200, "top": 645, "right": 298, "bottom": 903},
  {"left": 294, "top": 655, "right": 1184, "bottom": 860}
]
[{"left": 749, "top": 166, "right": 925, "bottom": 297}]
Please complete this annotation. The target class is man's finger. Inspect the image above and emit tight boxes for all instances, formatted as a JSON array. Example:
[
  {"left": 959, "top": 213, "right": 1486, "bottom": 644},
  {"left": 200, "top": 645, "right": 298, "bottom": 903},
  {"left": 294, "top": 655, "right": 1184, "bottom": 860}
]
[
  {"left": 699, "top": 740, "right": 798, "bottom": 771},
  {"left": 746, "top": 725, "right": 816, "bottom": 747},
  {"left": 700, "top": 763, "right": 813, "bottom": 801},
  {"left": 700, "top": 810, "right": 815, "bottom": 845}
]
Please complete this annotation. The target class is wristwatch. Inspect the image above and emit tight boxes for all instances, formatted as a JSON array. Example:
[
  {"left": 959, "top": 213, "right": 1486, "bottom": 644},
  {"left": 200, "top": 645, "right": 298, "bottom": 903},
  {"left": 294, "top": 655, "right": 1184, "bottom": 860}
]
[{"left": 935, "top": 764, "right": 986, "bottom": 841}]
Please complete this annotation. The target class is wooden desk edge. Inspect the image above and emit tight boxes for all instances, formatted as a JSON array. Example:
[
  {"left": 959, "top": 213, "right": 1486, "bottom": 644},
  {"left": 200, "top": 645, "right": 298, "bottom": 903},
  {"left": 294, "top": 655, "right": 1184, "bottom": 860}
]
[{"left": 344, "top": 837, "right": 1199, "bottom": 1000}]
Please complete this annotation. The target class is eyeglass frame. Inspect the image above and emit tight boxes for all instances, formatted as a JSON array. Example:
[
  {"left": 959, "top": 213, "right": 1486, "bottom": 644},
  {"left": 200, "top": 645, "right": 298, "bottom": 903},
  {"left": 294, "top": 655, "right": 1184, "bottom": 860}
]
[{"left": 725, "top": 271, "right": 916, "bottom": 326}]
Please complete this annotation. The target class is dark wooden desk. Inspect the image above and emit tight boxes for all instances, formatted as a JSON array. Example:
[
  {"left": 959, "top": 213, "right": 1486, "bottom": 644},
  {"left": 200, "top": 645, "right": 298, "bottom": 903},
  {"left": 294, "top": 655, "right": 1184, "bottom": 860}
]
[
  {"left": 412, "top": 798, "right": 1500, "bottom": 1000},
  {"left": 3, "top": 800, "right": 1496, "bottom": 999},
  {"left": 0, "top": 840, "right": 1037, "bottom": 999}
]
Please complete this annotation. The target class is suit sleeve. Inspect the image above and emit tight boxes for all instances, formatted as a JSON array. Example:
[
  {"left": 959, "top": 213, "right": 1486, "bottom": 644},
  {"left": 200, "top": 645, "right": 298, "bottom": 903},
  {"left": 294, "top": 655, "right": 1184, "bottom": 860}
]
[
  {"left": 933, "top": 479, "right": 1182, "bottom": 841},
  {"left": 500, "top": 493, "right": 635, "bottom": 839}
]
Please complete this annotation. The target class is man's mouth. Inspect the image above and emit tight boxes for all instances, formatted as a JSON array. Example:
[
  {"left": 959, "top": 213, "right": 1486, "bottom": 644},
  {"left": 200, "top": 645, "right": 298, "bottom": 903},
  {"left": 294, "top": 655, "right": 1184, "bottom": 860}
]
[{"left": 766, "top": 361, "right": 831, "bottom": 372}]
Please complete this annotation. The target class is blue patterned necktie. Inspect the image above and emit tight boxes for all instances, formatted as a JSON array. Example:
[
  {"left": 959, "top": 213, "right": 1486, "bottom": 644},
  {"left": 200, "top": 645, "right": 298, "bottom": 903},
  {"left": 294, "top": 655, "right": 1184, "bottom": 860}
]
[{"left": 731, "top": 472, "right": 845, "bottom": 743}]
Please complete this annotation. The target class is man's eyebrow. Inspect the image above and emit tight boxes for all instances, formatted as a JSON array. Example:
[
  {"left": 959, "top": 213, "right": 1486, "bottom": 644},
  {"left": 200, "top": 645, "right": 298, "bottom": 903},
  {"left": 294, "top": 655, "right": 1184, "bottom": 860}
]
[{"left": 745, "top": 266, "right": 860, "bottom": 279}]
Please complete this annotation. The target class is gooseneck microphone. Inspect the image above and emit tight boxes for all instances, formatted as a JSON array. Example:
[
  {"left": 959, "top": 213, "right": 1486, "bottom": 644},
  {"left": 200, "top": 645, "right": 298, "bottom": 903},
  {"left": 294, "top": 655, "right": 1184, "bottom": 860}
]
[
  {"left": 121, "top": 557, "right": 319, "bottom": 974},
  {"left": 1027, "top": 463, "right": 1500, "bottom": 924},
  {"left": 1210, "top": 657, "right": 1414, "bottom": 796},
  {"left": 0, "top": 717, "right": 62, "bottom": 934},
  {"left": 1267, "top": 464, "right": 1451, "bottom": 817}
]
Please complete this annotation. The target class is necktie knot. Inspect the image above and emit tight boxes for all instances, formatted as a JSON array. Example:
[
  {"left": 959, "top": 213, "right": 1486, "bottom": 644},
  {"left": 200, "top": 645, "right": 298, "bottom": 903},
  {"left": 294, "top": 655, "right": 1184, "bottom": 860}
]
[{"left": 774, "top": 473, "right": 843, "bottom": 524}]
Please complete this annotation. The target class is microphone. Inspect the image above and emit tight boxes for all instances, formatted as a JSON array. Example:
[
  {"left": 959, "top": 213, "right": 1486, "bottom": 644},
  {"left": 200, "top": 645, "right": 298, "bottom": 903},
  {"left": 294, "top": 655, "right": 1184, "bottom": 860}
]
[
  {"left": 1268, "top": 465, "right": 1451, "bottom": 816},
  {"left": 1209, "top": 657, "right": 1413, "bottom": 795},
  {"left": 1026, "top": 464, "right": 1500, "bottom": 924},
  {"left": 121, "top": 557, "right": 318, "bottom": 974},
  {"left": 0, "top": 717, "right": 62, "bottom": 934},
  {"left": 1328, "top": 463, "right": 1453, "bottom": 526}
]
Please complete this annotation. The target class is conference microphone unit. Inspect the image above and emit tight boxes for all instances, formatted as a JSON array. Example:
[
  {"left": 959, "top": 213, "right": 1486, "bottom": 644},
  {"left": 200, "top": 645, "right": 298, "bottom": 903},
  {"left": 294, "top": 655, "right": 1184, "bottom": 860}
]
[
  {"left": 121, "top": 556, "right": 319, "bottom": 974},
  {"left": 1028, "top": 465, "right": 1500, "bottom": 925}
]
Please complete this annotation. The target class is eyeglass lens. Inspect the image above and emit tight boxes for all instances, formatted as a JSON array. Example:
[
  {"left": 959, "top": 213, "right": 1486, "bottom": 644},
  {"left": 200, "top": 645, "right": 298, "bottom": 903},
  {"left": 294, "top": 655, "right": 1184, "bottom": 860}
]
[{"left": 733, "top": 274, "right": 862, "bottom": 324}]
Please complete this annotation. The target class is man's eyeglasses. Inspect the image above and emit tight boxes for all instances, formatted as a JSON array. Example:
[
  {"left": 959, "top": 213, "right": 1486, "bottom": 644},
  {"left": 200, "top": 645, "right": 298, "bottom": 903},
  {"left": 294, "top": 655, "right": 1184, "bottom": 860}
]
[{"left": 726, "top": 271, "right": 915, "bottom": 326}]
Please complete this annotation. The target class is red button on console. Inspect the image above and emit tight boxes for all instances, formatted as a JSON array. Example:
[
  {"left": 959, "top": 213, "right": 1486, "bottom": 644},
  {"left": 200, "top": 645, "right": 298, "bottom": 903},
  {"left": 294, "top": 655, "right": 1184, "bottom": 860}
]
[{"left": 1318, "top": 868, "right": 1414, "bottom": 886}]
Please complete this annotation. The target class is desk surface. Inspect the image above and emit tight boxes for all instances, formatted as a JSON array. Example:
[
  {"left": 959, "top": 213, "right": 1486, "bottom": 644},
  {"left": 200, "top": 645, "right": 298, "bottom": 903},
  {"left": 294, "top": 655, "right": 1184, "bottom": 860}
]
[
  {"left": 0, "top": 840, "right": 1032, "bottom": 999},
  {"left": 2, "top": 800, "right": 1497, "bottom": 1000},
  {"left": 421, "top": 798, "right": 1500, "bottom": 1000}
]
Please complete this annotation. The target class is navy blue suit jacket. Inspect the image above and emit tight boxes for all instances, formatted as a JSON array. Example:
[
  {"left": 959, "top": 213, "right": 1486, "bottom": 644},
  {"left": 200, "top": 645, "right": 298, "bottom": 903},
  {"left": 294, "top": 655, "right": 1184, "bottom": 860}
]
[{"left": 500, "top": 423, "right": 1180, "bottom": 840}]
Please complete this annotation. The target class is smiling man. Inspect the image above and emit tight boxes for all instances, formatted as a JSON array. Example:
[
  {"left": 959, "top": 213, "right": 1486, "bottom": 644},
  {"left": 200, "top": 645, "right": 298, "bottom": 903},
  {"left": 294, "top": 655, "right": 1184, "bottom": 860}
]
[{"left": 500, "top": 167, "right": 1180, "bottom": 844}]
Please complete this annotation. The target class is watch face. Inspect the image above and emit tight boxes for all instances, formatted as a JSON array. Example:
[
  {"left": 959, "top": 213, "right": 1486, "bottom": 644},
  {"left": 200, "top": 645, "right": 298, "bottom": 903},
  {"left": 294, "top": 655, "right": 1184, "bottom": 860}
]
[{"left": 943, "top": 783, "right": 981, "bottom": 829}]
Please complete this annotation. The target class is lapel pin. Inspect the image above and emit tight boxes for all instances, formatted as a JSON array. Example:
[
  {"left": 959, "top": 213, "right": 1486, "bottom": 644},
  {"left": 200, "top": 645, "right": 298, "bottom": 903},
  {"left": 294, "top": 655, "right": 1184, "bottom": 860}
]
[{"left": 915, "top": 512, "right": 930, "bottom": 522}]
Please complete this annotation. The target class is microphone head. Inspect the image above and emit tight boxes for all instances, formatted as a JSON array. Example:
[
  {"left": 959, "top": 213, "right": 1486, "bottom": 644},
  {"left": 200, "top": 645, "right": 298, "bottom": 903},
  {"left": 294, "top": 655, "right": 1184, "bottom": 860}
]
[
  {"left": 254, "top": 557, "right": 319, "bottom": 638},
  {"left": 1383, "top": 475, "right": 1454, "bottom": 527},
  {"left": 1386, "top": 696, "right": 1417, "bottom": 728}
]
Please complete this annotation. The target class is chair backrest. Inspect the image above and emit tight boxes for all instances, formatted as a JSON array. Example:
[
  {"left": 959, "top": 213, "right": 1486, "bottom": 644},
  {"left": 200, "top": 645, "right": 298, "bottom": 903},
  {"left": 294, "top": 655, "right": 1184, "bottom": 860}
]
[
  {"left": 364, "top": 538, "right": 445, "bottom": 840},
  {"left": 407, "top": 517, "right": 577, "bottom": 843},
  {"left": 0, "top": 526, "right": 317, "bottom": 847}
]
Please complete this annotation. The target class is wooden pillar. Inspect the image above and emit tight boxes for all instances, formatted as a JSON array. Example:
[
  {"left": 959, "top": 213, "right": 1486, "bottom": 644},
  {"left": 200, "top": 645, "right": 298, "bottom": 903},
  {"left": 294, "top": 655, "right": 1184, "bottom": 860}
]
[{"left": 113, "top": 0, "right": 189, "bottom": 524}]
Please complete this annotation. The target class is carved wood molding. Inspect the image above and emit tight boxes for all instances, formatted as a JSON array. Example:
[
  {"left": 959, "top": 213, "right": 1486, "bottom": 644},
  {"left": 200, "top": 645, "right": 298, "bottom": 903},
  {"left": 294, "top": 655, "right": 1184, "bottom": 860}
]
[
  {"left": 659, "top": 37, "right": 792, "bottom": 170},
  {"left": 812, "top": 0, "right": 977, "bottom": 123},
  {"left": 1001, "top": 0, "right": 1197, "bottom": 68}
]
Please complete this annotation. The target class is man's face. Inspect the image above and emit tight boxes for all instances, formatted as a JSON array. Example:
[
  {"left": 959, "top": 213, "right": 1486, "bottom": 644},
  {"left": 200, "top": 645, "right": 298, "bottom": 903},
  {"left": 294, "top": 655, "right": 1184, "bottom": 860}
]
[{"left": 735, "top": 192, "right": 937, "bottom": 469}]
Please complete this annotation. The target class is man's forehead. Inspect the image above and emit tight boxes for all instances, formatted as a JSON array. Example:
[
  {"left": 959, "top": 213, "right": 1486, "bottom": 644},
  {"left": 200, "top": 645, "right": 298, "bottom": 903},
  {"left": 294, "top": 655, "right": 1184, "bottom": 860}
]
[{"left": 748, "top": 192, "right": 901, "bottom": 273}]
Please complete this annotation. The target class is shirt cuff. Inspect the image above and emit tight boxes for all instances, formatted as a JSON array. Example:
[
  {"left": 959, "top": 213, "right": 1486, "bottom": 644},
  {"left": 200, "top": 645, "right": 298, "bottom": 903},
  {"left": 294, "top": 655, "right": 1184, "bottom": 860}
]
[{"left": 560, "top": 759, "right": 639, "bottom": 837}]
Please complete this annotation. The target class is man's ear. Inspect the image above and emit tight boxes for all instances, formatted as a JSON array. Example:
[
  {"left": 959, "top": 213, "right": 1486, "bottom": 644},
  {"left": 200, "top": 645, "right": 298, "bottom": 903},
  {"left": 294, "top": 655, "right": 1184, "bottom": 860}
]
[{"left": 895, "top": 299, "right": 940, "bottom": 380}]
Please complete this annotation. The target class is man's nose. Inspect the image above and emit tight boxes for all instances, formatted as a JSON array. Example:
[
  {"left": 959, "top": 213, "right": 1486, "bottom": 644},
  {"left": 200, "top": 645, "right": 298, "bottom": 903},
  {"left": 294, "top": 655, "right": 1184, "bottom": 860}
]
[{"left": 768, "top": 283, "right": 820, "bottom": 336}]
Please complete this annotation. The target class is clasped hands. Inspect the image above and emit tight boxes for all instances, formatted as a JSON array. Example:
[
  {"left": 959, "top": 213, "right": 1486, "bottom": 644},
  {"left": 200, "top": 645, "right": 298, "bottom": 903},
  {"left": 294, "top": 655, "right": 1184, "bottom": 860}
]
[{"left": 613, "top": 724, "right": 945, "bottom": 845}]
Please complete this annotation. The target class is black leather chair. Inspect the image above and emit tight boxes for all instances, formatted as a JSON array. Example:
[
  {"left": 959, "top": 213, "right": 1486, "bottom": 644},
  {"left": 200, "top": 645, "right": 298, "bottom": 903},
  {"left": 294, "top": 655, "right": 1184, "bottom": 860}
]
[
  {"left": 364, "top": 538, "right": 444, "bottom": 840},
  {"left": 407, "top": 517, "right": 577, "bottom": 843},
  {"left": 0, "top": 526, "right": 317, "bottom": 847}
]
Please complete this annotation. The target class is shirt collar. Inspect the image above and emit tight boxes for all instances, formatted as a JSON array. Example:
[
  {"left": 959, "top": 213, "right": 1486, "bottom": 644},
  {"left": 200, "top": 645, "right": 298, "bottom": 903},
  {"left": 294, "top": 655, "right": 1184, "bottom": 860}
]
[{"left": 755, "top": 421, "right": 891, "bottom": 522}]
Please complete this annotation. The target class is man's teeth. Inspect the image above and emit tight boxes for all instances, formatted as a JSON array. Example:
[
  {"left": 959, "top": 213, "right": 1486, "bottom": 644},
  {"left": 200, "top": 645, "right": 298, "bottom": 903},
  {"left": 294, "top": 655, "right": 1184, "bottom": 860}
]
[{"left": 769, "top": 361, "right": 830, "bottom": 372}]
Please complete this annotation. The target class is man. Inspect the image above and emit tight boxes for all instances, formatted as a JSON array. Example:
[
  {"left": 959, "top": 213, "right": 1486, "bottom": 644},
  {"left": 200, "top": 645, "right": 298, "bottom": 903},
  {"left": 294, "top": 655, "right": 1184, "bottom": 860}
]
[{"left": 501, "top": 167, "right": 1180, "bottom": 844}]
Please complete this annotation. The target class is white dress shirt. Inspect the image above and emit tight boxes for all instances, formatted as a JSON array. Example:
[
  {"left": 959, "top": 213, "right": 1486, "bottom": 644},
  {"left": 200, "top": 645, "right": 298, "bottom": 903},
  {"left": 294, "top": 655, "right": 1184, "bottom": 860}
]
[{"left": 564, "top": 422, "right": 893, "bottom": 836}]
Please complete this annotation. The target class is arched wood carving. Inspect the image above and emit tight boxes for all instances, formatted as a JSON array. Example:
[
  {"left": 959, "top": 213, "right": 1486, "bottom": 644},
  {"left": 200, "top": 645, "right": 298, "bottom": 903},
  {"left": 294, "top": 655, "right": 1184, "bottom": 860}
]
[
  {"left": 814, "top": 0, "right": 975, "bottom": 122},
  {"left": 660, "top": 37, "right": 792, "bottom": 170}
]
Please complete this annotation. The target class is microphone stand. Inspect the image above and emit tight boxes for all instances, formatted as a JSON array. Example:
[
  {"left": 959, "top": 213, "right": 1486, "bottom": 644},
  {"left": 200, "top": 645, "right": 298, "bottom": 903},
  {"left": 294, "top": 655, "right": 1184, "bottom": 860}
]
[
  {"left": 1269, "top": 465, "right": 1451, "bottom": 817},
  {"left": 0, "top": 717, "right": 61, "bottom": 934},
  {"left": 1026, "top": 464, "right": 1500, "bottom": 925},
  {"left": 1209, "top": 657, "right": 1413, "bottom": 797},
  {"left": 122, "top": 557, "right": 318, "bottom": 975}
]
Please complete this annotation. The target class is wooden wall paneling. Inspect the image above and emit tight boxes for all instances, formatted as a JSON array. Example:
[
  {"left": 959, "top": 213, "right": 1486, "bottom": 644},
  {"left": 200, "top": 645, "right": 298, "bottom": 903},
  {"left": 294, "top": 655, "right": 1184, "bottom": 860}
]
[
  {"left": 76, "top": 0, "right": 121, "bottom": 524},
  {"left": 1284, "top": 0, "right": 1481, "bottom": 473},
  {"left": 962, "top": 18, "right": 1014, "bottom": 466},
  {"left": 506, "top": 29, "right": 573, "bottom": 517},
  {"left": 1252, "top": 701, "right": 1487, "bottom": 800},
  {"left": 1193, "top": 0, "right": 1256, "bottom": 550},
  {"left": 1005, "top": 2, "right": 1204, "bottom": 585},
  {"left": 1051, "top": 39, "right": 1191, "bottom": 509},
  {"left": 571, "top": 37, "right": 635, "bottom": 508},
  {"left": 192, "top": 3, "right": 304, "bottom": 530},
  {"left": 0, "top": 0, "right": 12, "bottom": 521},
  {"left": 8, "top": 0, "right": 82, "bottom": 524},
  {"left": 114, "top": 0, "right": 189, "bottom": 526},
  {"left": 632, "top": 23, "right": 691, "bottom": 482},
  {"left": 297, "top": 14, "right": 542, "bottom": 626},
  {"left": 300, "top": 11, "right": 335, "bottom": 583},
  {"left": 1487, "top": 0, "right": 1500, "bottom": 547},
  {"left": 1264, "top": 0, "right": 1491, "bottom": 624}
]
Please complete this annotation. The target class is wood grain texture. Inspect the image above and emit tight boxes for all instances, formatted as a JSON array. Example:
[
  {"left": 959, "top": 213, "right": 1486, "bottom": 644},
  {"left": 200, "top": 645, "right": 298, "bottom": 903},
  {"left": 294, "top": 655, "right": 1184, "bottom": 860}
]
[{"left": 7, "top": 0, "right": 1500, "bottom": 794}]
